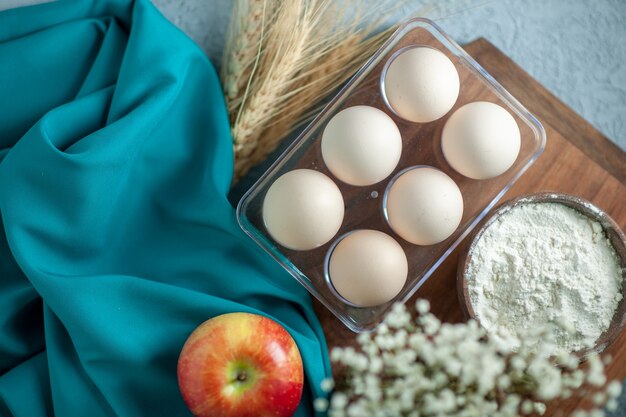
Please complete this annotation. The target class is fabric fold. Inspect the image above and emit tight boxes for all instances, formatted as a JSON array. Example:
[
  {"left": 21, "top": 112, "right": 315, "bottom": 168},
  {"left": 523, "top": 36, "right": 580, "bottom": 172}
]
[{"left": 0, "top": 0, "right": 331, "bottom": 416}]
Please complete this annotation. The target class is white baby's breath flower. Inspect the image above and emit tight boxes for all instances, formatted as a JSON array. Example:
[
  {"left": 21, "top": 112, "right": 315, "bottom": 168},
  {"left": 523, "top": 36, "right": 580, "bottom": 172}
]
[
  {"left": 510, "top": 355, "right": 526, "bottom": 371},
  {"left": 386, "top": 303, "right": 412, "bottom": 329},
  {"left": 330, "top": 347, "right": 343, "bottom": 362},
  {"left": 418, "top": 314, "right": 440, "bottom": 335},
  {"left": 346, "top": 400, "right": 366, "bottom": 417},
  {"left": 350, "top": 354, "right": 368, "bottom": 371},
  {"left": 357, "top": 332, "right": 372, "bottom": 345},
  {"left": 438, "top": 388, "right": 457, "bottom": 413},
  {"left": 501, "top": 394, "right": 521, "bottom": 415},
  {"left": 313, "top": 397, "right": 329, "bottom": 412},
  {"left": 369, "top": 356, "right": 383, "bottom": 373},
  {"left": 606, "top": 380, "right": 622, "bottom": 398},
  {"left": 376, "top": 323, "right": 389, "bottom": 335},
  {"left": 364, "top": 383, "right": 381, "bottom": 402},
  {"left": 362, "top": 342, "right": 379, "bottom": 358},
  {"left": 398, "top": 389, "right": 415, "bottom": 412},
  {"left": 520, "top": 399, "right": 534, "bottom": 415},
  {"left": 534, "top": 366, "right": 562, "bottom": 400},
  {"left": 592, "top": 391, "right": 607, "bottom": 405},
  {"left": 583, "top": 337, "right": 596, "bottom": 349},
  {"left": 554, "top": 349, "right": 580, "bottom": 370},
  {"left": 418, "top": 342, "right": 436, "bottom": 366},
  {"left": 563, "top": 369, "right": 586, "bottom": 390},
  {"left": 497, "top": 374, "right": 511, "bottom": 390},
  {"left": 327, "top": 297, "right": 612, "bottom": 417},
  {"left": 415, "top": 299, "right": 430, "bottom": 314},
  {"left": 607, "top": 398, "right": 619, "bottom": 412},
  {"left": 321, "top": 378, "right": 335, "bottom": 393},
  {"left": 587, "top": 354, "right": 607, "bottom": 387},
  {"left": 533, "top": 402, "right": 546, "bottom": 415},
  {"left": 444, "top": 357, "right": 462, "bottom": 377},
  {"left": 393, "top": 328, "right": 408, "bottom": 346},
  {"left": 374, "top": 333, "right": 395, "bottom": 351},
  {"left": 408, "top": 332, "right": 426, "bottom": 350},
  {"left": 432, "top": 371, "right": 448, "bottom": 389},
  {"left": 330, "top": 392, "right": 348, "bottom": 409}
]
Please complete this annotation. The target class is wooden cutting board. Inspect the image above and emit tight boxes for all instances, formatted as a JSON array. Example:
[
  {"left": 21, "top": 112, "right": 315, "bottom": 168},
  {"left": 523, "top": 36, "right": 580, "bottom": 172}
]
[{"left": 314, "top": 38, "right": 626, "bottom": 415}]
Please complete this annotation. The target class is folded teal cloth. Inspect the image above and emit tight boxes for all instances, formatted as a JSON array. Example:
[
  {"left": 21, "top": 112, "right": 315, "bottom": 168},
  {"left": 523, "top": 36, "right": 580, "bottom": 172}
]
[{"left": 0, "top": 1, "right": 331, "bottom": 416}]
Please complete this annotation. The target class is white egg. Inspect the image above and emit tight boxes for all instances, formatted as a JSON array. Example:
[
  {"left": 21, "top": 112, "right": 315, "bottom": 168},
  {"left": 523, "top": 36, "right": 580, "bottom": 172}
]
[
  {"left": 385, "top": 167, "right": 463, "bottom": 245},
  {"left": 328, "top": 230, "right": 407, "bottom": 307},
  {"left": 383, "top": 47, "right": 460, "bottom": 123},
  {"left": 263, "top": 169, "right": 344, "bottom": 251},
  {"left": 441, "top": 101, "right": 521, "bottom": 180},
  {"left": 321, "top": 106, "right": 402, "bottom": 186}
]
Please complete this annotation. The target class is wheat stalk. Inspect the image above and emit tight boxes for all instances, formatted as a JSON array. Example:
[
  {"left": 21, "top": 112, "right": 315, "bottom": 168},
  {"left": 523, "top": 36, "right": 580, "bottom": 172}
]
[
  {"left": 221, "top": 0, "right": 272, "bottom": 107},
  {"left": 232, "top": 2, "right": 311, "bottom": 156},
  {"left": 222, "top": 0, "right": 434, "bottom": 181}
]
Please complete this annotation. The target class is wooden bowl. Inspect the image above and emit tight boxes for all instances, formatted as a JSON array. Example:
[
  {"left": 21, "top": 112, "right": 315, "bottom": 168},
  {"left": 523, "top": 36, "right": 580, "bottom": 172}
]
[{"left": 457, "top": 192, "right": 626, "bottom": 356}]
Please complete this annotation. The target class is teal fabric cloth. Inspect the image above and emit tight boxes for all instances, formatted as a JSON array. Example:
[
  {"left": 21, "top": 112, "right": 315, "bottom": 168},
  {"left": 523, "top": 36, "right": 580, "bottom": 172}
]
[{"left": 0, "top": 1, "right": 331, "bottom": 416}]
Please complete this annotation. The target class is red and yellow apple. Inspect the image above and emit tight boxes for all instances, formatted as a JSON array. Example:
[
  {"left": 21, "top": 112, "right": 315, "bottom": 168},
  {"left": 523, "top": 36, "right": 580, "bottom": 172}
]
[{"left": 177, "top": 312, "right": 304, "bottom": 417}]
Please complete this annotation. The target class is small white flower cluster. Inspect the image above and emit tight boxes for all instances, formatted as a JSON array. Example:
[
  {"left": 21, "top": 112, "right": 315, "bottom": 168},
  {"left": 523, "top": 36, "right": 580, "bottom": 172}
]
[{"left": 316, "top": 300, "right": 622, "bottom": 417}]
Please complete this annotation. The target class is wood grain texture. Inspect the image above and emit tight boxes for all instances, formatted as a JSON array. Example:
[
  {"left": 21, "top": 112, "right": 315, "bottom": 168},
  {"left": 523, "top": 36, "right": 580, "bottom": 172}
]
[{"left": 315, "top": 38, "right": 626, "bottom": 416}]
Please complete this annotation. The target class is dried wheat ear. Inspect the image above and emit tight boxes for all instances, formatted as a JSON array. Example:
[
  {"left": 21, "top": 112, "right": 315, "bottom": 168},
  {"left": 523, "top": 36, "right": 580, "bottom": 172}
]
[{"left": 221, "top": 0, "right": 417, "bottom": 182}]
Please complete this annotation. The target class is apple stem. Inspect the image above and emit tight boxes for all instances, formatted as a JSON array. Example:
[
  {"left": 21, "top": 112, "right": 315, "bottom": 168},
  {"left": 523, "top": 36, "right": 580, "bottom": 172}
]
[{"left": 236, "top": 371, "right": 247, "bottom": 382}]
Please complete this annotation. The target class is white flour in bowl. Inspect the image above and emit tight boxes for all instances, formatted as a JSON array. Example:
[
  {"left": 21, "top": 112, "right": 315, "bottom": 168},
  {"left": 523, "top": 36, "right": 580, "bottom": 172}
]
[{"left": 467, "top": 202, "right": 623, "bottom": 351}]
